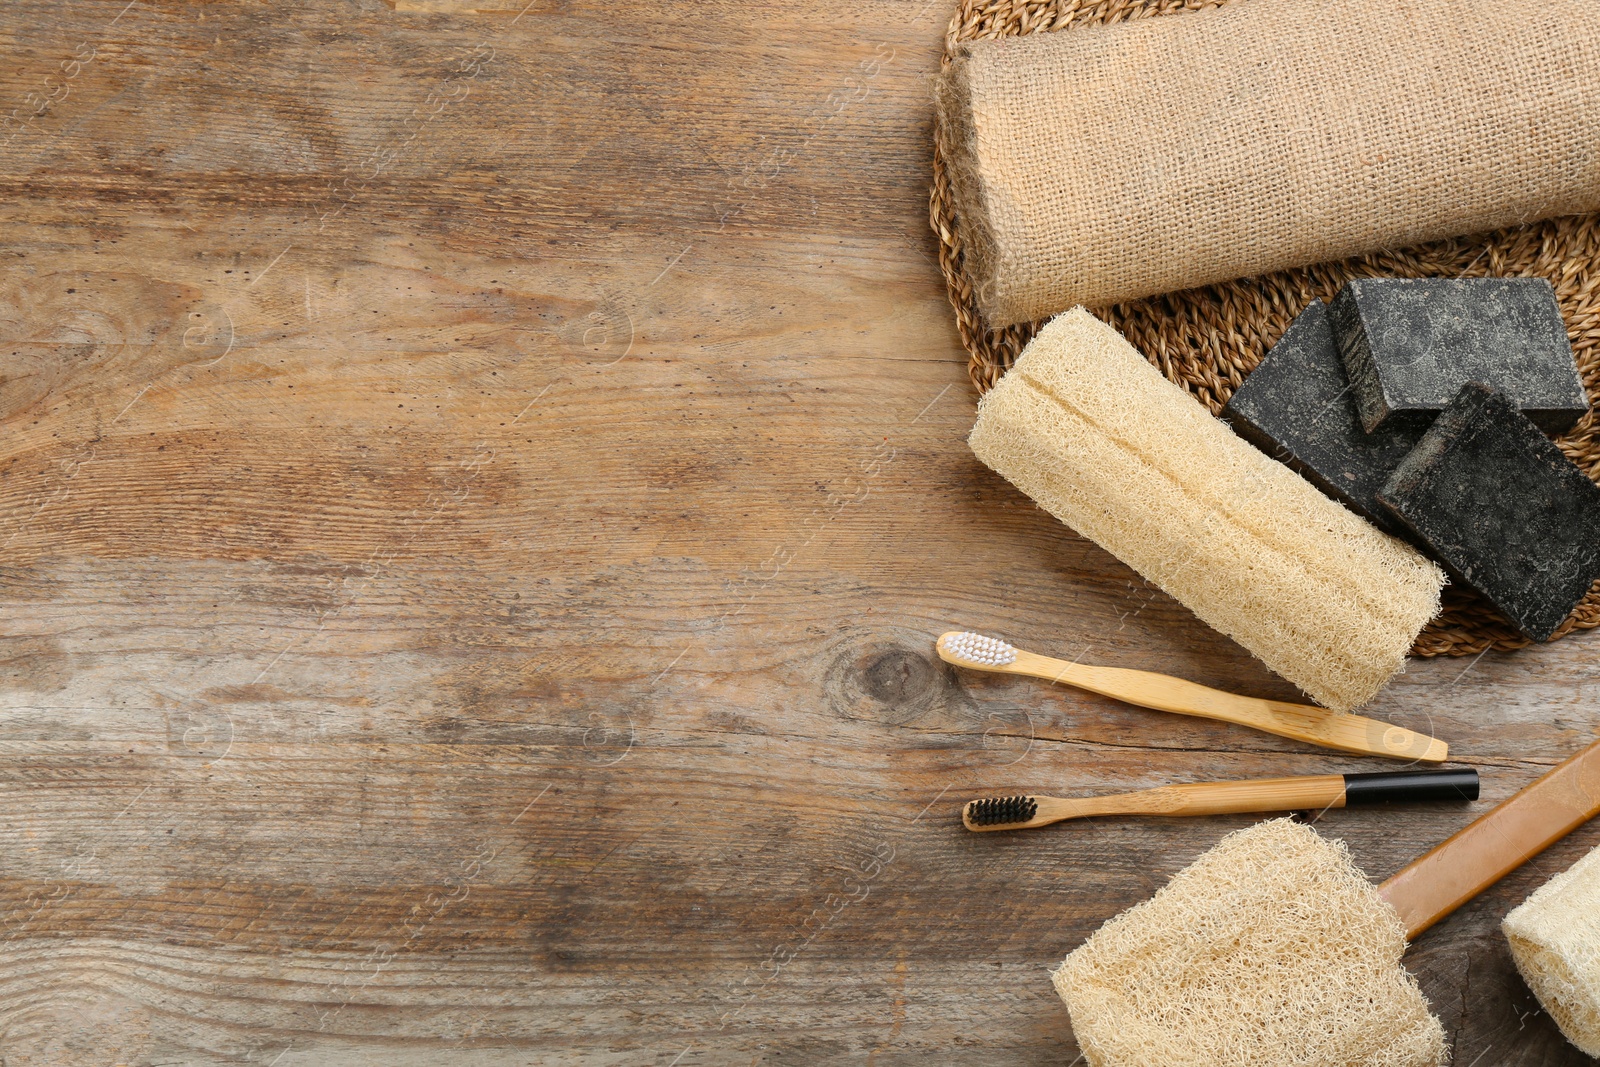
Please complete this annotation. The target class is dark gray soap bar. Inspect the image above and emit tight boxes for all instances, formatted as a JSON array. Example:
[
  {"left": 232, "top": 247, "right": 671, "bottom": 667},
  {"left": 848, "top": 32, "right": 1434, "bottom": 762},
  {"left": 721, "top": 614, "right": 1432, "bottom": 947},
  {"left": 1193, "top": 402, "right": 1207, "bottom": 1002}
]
[
  {"left": 1328, "top": 277, "right": 1588, "bottom": 433},
  {"left": 1223, "top": 300, "right": 1424, "bottom": 537},
  {"left": 1378, "top": 383, "right": 1600, "bottom": 641}
]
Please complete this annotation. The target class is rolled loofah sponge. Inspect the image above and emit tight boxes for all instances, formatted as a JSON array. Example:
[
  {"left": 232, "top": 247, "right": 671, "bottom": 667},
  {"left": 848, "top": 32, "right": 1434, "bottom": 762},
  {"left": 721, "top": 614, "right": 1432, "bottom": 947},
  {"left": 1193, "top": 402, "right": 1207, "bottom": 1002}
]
[
  {"left": 1053, "top": 818, "right": 1447, "bottom": 1067},
  {"left": 968, "top": 308, "right": 1444, "bottom": 711},
  {"left": 1503, "top": 843, "right": 1600, "bottom": 1055}
]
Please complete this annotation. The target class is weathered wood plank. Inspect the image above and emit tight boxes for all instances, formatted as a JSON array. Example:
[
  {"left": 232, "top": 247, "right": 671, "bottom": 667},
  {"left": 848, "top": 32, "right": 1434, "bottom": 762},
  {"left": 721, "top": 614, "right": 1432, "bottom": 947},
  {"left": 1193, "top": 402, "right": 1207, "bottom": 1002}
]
[{"left": 1, "top": 0, "right": 1597, "bottom": 1064}]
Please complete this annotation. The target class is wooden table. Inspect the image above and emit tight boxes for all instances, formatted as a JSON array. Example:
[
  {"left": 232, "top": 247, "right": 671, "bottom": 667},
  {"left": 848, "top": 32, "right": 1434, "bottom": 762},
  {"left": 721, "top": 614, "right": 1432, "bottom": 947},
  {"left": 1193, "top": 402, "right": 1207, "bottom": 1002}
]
[{"left": 1, "top": 2, "right": 1594, "bottom": 1063}]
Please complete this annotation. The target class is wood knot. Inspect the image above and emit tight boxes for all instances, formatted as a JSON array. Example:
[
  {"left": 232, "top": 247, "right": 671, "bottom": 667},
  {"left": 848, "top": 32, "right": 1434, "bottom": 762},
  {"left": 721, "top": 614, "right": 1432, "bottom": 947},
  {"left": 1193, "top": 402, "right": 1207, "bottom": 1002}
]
[
  {"left": 861, "top": 649, "right": 935, "bottom": 706},
  {"left": 826, "top": 637, "right": 949, "bottom": 727}
]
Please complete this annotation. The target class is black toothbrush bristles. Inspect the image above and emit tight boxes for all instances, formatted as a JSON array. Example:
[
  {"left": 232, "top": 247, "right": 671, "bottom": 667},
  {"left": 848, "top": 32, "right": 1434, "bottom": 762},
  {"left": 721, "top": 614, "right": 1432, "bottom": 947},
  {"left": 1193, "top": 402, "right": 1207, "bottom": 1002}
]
[{"left": 966, "top": 795, "right": 1038, "bottom": 827}]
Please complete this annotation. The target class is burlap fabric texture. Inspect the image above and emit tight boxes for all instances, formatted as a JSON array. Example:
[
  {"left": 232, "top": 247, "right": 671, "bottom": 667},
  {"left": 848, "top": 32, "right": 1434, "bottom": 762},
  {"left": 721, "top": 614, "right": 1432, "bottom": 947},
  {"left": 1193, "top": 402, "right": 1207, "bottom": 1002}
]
[
  {"left": 931, "top": 0, "right": 1600, "bottom": 656},
  {"left": 938, "top": 0, "right": 1600, "bottom": 325}
]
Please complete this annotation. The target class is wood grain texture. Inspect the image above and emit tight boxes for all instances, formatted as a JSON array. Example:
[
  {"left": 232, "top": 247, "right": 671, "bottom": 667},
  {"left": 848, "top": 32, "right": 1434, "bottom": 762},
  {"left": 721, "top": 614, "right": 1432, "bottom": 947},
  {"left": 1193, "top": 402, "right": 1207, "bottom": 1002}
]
[{"left": 0, "top": 1, "right": 1596, "bottom": 1064}]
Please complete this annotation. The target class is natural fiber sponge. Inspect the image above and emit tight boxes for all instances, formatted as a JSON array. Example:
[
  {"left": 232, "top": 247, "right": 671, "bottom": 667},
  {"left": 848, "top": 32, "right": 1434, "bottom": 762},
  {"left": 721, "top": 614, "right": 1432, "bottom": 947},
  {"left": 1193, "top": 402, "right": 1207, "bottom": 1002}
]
[
  {"left": 1054, "top": 819, "right": 1447, "bottom": 1067},
  {"left": 936, "top": 0, "right": 1600, "bottom": 326},
  {"left": 1503, "top": 843, "right": 1600, "bottom": 1055},
  {"left": 968, "top": 308, "right": 1443, "bottom": 711}
]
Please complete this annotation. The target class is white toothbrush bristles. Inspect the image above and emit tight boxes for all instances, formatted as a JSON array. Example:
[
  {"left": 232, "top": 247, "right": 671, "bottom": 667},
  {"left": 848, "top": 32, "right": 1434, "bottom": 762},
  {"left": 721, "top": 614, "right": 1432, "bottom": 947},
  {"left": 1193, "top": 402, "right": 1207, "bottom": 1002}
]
[{"left": 943, "top": 631, "right": 1018, "bottom": 667}]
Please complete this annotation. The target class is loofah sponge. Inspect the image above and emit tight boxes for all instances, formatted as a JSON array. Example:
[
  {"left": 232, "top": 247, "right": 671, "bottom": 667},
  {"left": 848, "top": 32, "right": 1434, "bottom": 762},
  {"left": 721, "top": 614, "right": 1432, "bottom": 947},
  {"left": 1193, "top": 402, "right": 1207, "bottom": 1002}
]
[
  {"left": 1503, "top": 843, "right": 1600, "bottom": 1055},
  {"left": 1053, "top": 818, "right": 1447, "bottom": 1067},
  {"left": 968, "top": 308, "right": 1444, "bottom": 711}
]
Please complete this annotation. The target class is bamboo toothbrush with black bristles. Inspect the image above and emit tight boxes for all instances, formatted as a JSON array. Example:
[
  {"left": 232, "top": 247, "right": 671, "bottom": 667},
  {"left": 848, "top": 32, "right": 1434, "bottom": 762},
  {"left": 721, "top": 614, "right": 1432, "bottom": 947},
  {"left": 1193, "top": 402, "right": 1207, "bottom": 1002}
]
[
  {"left": 937, "top": 631, "right": 1448, "bottom": 762},
  {"left": 963, "top": 768, "right": 1479, "bottom": 831}
]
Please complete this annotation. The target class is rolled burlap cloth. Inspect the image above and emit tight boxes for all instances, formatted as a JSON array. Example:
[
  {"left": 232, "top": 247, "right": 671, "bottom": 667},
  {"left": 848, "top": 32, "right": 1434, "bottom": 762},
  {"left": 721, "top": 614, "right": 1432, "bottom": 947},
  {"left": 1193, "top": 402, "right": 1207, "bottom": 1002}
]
[{"left": 937, "top": 0, "right": 1600, "bottom": 327}]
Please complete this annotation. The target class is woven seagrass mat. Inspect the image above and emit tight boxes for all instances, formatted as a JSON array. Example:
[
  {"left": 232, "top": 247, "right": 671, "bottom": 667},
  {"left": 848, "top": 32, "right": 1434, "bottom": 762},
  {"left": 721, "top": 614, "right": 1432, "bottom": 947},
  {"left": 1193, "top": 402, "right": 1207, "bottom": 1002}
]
[{"left": 930, "top": 0, "right": 1600, "bottom": 657}]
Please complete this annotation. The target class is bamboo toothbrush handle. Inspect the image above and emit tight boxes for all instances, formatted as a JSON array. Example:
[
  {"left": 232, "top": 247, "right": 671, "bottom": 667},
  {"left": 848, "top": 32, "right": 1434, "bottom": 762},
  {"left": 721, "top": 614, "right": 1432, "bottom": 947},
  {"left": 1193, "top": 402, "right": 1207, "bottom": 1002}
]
[
  {"left": 1066, "top": 770, "right": 1477, "bottom": 820},
  {"left": 1077, "top": 776, "right": 1350, "bottom": 818},
  {"left": 1007, "top": 650, "right": 1446, "bottom": 762},
  {"left": 1379, "top": 738, "right": 1600, "bottom": 941},
  {"left": 969, "top": 770, "right": 1476, "bottom": 830}
]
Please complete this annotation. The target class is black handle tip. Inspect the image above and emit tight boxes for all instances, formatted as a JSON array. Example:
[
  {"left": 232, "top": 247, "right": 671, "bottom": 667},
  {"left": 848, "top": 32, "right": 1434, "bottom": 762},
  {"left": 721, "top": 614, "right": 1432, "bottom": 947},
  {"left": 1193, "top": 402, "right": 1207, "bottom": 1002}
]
[{"left": 1343, "top": 768, "right": 1480, "bottom": 805}]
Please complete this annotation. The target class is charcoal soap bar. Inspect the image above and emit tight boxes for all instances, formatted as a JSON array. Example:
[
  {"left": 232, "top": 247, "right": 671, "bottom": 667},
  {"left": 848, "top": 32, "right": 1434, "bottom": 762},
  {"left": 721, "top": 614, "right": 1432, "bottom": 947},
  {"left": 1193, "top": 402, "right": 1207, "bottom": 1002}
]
[
  {"left": 1379, "top": 383, "right": 1600, "bottom": 641},
  {"left": 1223, "top": 300, "right": 1424, "bottom": 537},
  {"left": 1329, "top": 277, "right": 1588, "bottom": 433}
]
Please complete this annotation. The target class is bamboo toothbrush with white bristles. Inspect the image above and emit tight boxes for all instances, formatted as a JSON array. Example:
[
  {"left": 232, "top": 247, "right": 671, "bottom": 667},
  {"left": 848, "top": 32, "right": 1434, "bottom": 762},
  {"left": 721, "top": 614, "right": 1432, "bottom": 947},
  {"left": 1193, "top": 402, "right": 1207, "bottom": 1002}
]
[
  {"left": 937, "top": 631, "right": 1448, "bottom": 762},
  {"left": 963, "top": 768, "right": 1478, "bottom": 831}
]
